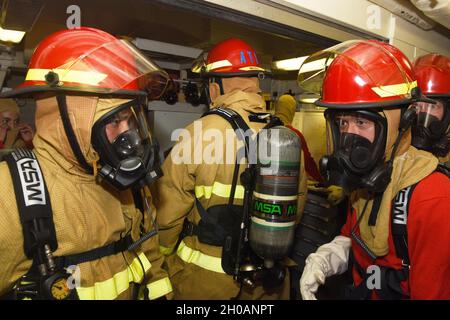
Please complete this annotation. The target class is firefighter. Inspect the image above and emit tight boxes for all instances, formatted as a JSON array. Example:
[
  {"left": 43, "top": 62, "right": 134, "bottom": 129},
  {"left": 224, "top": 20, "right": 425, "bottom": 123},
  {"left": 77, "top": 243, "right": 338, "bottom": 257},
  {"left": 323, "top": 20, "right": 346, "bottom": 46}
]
[
  {"left": 153, "top": 38, "right": 306, "bottom": 299},
  {"left": 411, "top": 53, "right": 450, "bottom": 163},
  {"left": 298, "top": 40, "right": 450, "bottom": 299},
  {"left": 0, "top": 27, "right": 172, "bottom": 300}
]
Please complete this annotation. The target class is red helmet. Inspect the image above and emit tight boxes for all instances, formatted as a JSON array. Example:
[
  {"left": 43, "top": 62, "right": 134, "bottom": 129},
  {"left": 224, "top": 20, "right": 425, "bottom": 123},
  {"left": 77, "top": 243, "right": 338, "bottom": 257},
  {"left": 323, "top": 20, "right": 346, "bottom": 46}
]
[
  {"left": 2, "top": 27, "right": 169, "bottom": 99},
  {"left": 193, "top": 38, "right": 267, "bottom": 78},
  {"left": 298, "top": 40, "right": 418, "bottom": 109},
  {"left": 413, "top": 53, "right": 450, "bottom": 98}
]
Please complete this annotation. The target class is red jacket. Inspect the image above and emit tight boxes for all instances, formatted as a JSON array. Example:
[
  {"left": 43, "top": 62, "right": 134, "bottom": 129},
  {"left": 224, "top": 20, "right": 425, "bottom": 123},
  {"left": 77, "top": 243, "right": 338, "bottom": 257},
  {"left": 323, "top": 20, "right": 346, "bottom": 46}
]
[
  {"left": 341, "top": 171, "right": 450, "bottom": 299},
  {"left": 286, "top": 125, "right": 323, "bottom": 182}
]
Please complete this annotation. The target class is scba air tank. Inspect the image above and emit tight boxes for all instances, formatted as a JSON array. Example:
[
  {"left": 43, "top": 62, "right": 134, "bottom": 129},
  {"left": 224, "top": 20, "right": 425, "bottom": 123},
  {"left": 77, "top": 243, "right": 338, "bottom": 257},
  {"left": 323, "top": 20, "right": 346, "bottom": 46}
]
[{"left": 249, "top": 126, "right": 301, "bottom": 267}]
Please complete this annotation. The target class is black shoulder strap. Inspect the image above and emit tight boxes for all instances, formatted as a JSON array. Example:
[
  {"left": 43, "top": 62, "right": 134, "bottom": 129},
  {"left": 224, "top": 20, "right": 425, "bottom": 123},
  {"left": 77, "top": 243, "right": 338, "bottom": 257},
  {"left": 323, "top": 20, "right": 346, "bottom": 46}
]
[
  {"left": 201, "top": 108, "right": 282, "bottom": 205},
  {"left": 392, "top": 166, "right": 449, "bottom": 265},
  {"left": 5, "top": 148, "right": 141, "bottom": 268},
  {"left": 436, "top": 163, "right": 450, "bottom": 178},
  {"left": 368, "top": 193, "right": 383, "bottom": 226},
  {"left": 5, "top": 148, "right": 57, "bottom": 258},
  {"left": 202, "top": 108, "right": 251, "bottom": 205},
  {"left": 203, "top": 108, "right": 251, "bottom": 147},
  {"left": 391, "top": 184, "right": 417, "bottom": 266}
]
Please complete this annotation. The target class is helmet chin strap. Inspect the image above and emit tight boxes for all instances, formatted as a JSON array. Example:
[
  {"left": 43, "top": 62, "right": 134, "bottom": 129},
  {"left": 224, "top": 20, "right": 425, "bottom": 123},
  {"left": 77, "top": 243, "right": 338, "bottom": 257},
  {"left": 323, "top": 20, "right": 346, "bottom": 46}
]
[
  {"left": 204, "top": 77, "right": 225, "bottom": 106},
  {"left": 211, "top": 77, "right": 225, "bottom": 95},
  {"left": 56, "top": 94, "right": 93, "bottom": 174}
]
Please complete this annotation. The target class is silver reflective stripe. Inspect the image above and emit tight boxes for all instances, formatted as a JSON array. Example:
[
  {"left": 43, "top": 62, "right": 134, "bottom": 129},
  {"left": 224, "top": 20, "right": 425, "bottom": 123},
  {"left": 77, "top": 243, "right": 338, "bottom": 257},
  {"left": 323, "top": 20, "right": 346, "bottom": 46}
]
[{"left": 16, "top": 155, "right": 46, "bottom": 206}]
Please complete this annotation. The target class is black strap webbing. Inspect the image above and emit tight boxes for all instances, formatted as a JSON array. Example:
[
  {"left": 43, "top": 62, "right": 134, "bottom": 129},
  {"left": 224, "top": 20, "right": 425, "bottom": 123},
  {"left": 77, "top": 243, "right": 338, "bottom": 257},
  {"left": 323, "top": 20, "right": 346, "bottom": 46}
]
[
  {"left": 179, "top": 108, "right": 253, "bottom": 245},
  {"left": 183, "top": 109, "right": 281, "bottom": 247},
  {"left": 60, "top": 235, "right": 133, "bottom": 266},
  {"left": 202, "top": 108, "right": 251, "bottom": 205},
  {"left": 436, "top": 163, "right": 450, "bottom": 178},
  {"left": 348, "top": 250, "right": 408, "bottom": 300},
  {"left": 391, "top": 184, "right": 417, "bottom": 266},
  {"left": 368, "top": 194, "right": 383, "bottom": 226},
  {"left": 5, "top": 148, "right": 57, "bottom": 258},
  {"left": 348, "top": 183, "right": 420, "bottom": 300},
  {"left": 5, "top": 149, "right": 141, "bottom": 281}
]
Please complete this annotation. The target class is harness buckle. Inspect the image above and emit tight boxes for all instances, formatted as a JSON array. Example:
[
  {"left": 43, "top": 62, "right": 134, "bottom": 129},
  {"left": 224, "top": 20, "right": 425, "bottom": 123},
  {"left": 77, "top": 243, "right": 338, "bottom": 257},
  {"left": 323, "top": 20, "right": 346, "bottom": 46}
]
[{"left": 182, "top": 219, "right": 195, "bottom": 237}]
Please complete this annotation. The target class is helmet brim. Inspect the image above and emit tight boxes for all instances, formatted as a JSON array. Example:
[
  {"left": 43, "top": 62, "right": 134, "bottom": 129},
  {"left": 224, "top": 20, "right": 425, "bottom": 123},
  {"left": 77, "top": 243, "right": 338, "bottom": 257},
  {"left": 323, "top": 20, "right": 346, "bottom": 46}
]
[
  {"left": 0, "top": 85, "right": 148, "bottom": 99},
  {"left": 315, "top": 97, "right": 412, "bottom": 109}
]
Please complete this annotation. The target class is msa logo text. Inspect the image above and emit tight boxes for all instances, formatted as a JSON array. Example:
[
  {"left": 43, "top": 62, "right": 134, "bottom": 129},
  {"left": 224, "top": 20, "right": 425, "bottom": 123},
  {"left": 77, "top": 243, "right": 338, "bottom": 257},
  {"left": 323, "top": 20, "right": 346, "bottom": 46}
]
[
  {"left": 17, "top": 158, "right": 46, "bottom": 206},
  {"left": 253, "top": 200, "right": 297, "bottom": 216},
  {"left": 392, "top": 186, "right": 411, "bottom": 225}
]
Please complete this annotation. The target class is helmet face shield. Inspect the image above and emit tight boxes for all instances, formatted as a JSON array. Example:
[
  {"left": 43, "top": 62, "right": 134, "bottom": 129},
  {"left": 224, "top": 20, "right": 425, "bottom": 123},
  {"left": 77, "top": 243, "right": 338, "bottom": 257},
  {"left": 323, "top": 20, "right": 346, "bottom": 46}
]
[
  {"left": 191, "top": 51, "right": 208, "bottom": 75},
  {"left": 298, "top": 40, "right": 417, "bottom": 108},
  {"left": 411, "top": 98, "right": 450, "bottom": 156},
  {"left": 414, "top": 100, "right": 445, "bottom": 128},
  {"left": 92, "top": 100, "right": 162, "bottom": 190}
]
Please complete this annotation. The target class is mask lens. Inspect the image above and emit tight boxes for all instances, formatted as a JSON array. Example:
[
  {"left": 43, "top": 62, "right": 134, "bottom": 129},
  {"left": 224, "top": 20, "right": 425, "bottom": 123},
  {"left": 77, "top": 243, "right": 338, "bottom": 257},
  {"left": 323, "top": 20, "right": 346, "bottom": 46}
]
[
  {"left": 102, "top": 104, "right": 151, "bottom": 161},
  {"left": 105, "top": 108, "right": 137, "bottom": 143},
  {"left": 414, "top": 101, "right": 444, "bottom": 128},
  {"left": 334, "top": 113, "right": 376, "bottom": 143}
]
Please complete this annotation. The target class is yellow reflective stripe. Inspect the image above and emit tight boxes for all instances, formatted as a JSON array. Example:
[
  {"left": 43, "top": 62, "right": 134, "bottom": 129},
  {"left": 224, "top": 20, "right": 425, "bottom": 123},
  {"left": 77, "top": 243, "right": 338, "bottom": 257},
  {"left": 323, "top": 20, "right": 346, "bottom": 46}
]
[
  {"left": 205, "top": 60, "right": 232, "bottom": 72},
  {"left": 371, "top": 80, "right": 417, "bottom": 98},
  {"left": 146, "top": 277, "right": 173, "bottom": 300},
  {"left": 76, "top": 252, "right": 151, "bottom": 300},
  {"left": 26, "top": 68, "right": 108, "bottom": 86},
  {"left": 160, "top": 244, "right": 175, "bottom": 256},
  {"left": 195, "top": 182, "right": 244, "bottom": 200},
  {"left": 177, "top": 240, "right": 225, "bottom": 274}
]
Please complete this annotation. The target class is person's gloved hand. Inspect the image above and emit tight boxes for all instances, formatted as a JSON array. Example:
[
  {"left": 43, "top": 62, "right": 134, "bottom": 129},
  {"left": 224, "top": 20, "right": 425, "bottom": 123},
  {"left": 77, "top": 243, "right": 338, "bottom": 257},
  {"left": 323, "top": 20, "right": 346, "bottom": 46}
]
[
  {"left": 326, "top": 185, "right": 345, "bottom": 205},
  {"left": 300, "top": 235, "right": 351, "bottom": 300}
]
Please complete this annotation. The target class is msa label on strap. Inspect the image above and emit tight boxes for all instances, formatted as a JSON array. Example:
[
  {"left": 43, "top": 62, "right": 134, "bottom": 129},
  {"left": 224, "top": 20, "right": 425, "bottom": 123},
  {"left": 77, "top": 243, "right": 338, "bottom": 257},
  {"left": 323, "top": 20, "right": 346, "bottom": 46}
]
[
  {"left": 15, "top": 155, "right": 46, "bottom": 206},
  {"left": 392, "top": 185, "right": 412, "bottom": 225}
]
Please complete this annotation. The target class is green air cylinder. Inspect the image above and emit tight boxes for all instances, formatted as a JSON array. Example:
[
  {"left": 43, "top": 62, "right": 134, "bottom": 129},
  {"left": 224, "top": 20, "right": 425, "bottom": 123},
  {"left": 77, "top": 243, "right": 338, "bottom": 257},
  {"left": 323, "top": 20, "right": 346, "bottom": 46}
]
[{"left": 249, "top": 126, "right": 301, "bottom": 267}]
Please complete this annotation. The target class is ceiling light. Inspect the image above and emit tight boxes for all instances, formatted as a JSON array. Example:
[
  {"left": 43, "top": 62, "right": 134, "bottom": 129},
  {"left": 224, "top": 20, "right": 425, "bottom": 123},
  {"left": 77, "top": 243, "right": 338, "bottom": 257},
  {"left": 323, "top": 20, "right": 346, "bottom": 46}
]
[
  {"left": 273, "top": 56, "right": 308, "bottom": 71},
  {"left": 0, "top": 26, "right": 25, "bottom": 43},
  {"left": 299, "top": 93, "right": 320, "bottom": 104},
  {"left": 299, "top": 97, "right": 319, "bottom": 104}
]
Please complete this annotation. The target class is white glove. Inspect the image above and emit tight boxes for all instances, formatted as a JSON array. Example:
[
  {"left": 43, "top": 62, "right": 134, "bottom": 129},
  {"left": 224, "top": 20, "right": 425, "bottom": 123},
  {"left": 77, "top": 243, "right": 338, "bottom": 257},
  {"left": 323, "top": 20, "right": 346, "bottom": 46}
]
[{"left": 300, "top": 235, "right": 351, "bottom": 300}]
